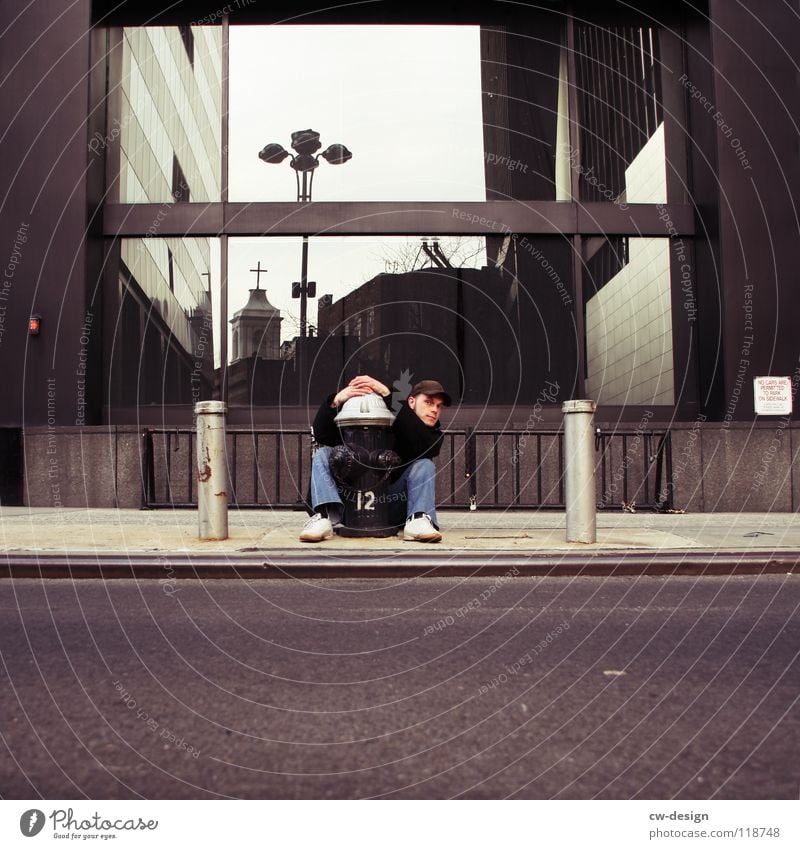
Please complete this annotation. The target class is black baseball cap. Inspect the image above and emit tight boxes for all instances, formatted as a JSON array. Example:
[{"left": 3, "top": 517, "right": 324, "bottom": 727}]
[{"left": 409, "top": 380, "right": 452, "bottom": 406}]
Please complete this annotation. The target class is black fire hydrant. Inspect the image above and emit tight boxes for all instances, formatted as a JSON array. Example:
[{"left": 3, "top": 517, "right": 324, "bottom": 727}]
[{"left": 329, "top": 393, "right": 401, "bottom": 537}]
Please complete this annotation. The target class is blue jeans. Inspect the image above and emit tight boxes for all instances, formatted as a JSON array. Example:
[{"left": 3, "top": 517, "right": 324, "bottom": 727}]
[{"left": 310, "top": 446, "right": 438, "bottom": 527}]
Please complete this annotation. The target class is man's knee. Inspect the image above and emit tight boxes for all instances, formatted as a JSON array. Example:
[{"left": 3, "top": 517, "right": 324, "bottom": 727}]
[
  {"left": 313, "top": 446, "right": 333, "bottom": 466},
  {"left": 408, "top": 458, "right": 435, "bottom": 480}
]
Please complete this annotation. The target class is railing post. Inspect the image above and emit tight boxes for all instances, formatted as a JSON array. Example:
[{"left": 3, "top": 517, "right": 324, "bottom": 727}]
[
  {"left": 195, "top": 401, "right": 228, "bottom": 540},
  {"left": 562, "top": 400, "right": 596, "bottom": 543},
  {"left": 465, "top": 427, "right": 477, "bottom": 510},
  {"left": 140, "top": 430, "right": 155, "bottom": 509}
]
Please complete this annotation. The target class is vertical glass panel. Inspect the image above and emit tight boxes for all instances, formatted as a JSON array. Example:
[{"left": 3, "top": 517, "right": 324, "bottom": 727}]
[
  {"left": 574, "top": 23, "right": 666, "bottom": 205},
  {"left": 225, "top": 235, "right": 576, "bottom": 407},
  {"left": 481, "top": 13, "right": 569, "bottom": 201},
  {"left": 107, "top": 238, "right": 218, "bottom": 408},
  {"left": 585, "top": 236, "right": 674, "bottom": 405},
  {"left": 116, "top": 26, "right": 222, "bottom": 203}
]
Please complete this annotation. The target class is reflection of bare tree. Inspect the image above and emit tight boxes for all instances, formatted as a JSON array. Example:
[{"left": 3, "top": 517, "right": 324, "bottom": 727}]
[{"left": 379, "top": 237, "right": 486, "bottom": 273}]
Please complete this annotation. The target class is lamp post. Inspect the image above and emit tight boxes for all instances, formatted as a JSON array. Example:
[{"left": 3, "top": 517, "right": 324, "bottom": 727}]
[{"left": 258, "top": 130, "right": 352, "bottom": 342}]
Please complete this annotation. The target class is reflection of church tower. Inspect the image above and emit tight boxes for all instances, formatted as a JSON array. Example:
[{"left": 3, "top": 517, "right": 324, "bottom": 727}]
[{"left": 230, "top": 286, "right": 282, "bottom": 361}]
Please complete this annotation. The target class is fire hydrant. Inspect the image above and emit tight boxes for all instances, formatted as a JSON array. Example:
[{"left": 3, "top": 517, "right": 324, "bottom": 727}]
[{"left": 330, "top": 393, "right": 401, "bottom": 537}]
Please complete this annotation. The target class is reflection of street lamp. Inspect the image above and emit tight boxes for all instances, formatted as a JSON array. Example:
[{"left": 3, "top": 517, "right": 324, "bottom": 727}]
[{"left": 258, "top": 130, "right": 352, "bottom": 340}]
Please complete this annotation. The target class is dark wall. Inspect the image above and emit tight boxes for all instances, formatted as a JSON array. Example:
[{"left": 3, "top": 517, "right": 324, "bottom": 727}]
[
  {"left": 0, "top": 0, "right": 99, "bottom": 426},
  {"left": 683, "top": 6, "right": 723, "bottom": 416},
  {"left": 709, "top": 0, "right": 800, "bottom": 420}
]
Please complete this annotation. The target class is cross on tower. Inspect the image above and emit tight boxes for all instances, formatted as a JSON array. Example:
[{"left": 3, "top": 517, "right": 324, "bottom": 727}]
[{"left": 249, "top": 261, "right": 268, "bottom": 289}]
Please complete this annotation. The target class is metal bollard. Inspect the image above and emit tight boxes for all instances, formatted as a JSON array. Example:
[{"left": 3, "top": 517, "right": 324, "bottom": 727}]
[
  {"left": 562, "top": 400, "right": 597, "bottom": 543},
  {"left": 195, "top": 401, "right": 228, "bottom": 540}
]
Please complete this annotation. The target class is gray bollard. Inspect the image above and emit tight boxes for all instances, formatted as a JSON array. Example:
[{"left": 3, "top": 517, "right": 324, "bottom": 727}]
[
  {"left": 562, "top": 400, "right": 596, "bottom": 543},
  {"left": 195, "top": 401, "right": 228, "bottom": 540}
]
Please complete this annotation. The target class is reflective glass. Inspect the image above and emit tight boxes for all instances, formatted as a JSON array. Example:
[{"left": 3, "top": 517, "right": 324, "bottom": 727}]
[
  {"left": 107, "top": 238, "right": 218, "bottom": 408},
  {"left": 585, "top": 236, "right": 674, "bottom": 406},
  {"left": 573, "top": 24, "right": 666, "bottom": 205},
  {"left": 225, "top": 235, "right": 576, "bottom": 407},
  {"left": 117, "top": 26, "right": 222, "bottom": 203}
]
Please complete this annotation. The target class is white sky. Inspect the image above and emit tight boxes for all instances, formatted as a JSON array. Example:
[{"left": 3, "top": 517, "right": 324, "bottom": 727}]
[
  {"left": 215, "top": 25, "right": 487, "bottom": 361},
  {"left": 228, "top": 25, "right": 486, "bottom": 203}
]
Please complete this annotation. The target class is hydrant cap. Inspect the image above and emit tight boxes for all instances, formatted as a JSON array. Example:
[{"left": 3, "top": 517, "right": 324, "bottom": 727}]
[{"left": 334, "top": 392, "right": 395, "bottom": 427}]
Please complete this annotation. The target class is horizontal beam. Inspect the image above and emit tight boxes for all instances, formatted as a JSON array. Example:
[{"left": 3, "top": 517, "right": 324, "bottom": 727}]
[
  {"left": 103, "top": 201, "right": 695, "bottom": 238},
  {"left": 91, "top": 1, "right": 692, "bottom": 27}
]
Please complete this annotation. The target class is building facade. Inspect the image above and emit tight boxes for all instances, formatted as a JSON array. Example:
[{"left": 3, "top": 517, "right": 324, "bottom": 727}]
[{"left": 1, "top": 0, "right": 798, "bottom": 510}]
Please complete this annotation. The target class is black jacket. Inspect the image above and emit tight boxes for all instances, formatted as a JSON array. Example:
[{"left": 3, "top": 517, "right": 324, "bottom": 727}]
[{"left": 312, "top": 393, "right": 443, "bottom": 468}]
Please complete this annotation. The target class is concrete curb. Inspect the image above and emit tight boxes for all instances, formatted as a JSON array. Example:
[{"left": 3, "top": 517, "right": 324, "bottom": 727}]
[{"left": 2, "top": 549, "right": 799, "bottom": 579}]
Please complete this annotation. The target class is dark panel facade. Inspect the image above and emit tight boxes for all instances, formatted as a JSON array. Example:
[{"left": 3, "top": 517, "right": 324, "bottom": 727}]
[
  {"left": 709, "top": 0, "right": 800, "bottom": 421},
  {"left": 0, "top": 0, "right": 98, "bottom": 426}
]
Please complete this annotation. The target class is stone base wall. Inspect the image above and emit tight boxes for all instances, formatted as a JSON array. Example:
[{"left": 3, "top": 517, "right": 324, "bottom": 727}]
[
  {"left": 22, "top": 428, "right": 144, "bottom": 509},
  {"left": 667, "top": 420, "right": 800, "bottom": 512},
  {"left": 17, "top": 422, "right": 800, "bottom": 512}
]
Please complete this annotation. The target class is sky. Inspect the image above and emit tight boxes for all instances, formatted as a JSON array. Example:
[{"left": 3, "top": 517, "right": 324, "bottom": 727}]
[{"left": 214, "top": 25, "right": 487, "bottom": 360}]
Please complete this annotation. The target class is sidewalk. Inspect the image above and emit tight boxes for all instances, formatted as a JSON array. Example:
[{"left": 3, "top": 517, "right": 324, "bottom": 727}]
[{"left": 1, "top": 506, "right": 799, "bottom": 577}]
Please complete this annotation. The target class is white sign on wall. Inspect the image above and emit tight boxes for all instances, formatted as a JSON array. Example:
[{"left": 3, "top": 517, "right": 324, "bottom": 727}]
[{"left": 753, "top": 376, "right": 793, "bottom": 415}]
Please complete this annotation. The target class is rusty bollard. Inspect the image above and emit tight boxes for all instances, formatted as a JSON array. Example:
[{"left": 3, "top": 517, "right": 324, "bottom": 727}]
[{"left": 195, "top": 401, "right": 228, "bottom": 540}]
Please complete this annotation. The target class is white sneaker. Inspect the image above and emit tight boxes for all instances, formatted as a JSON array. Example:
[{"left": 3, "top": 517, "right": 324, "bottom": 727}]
[
  {"left": 299, "top": 513, "right": 334, "bottom": 542},
  {"left": 403, "top": 513, "right": 442, "bottom": 543}
]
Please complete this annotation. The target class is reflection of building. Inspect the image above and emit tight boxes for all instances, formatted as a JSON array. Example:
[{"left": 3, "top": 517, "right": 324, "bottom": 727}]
[
  {"left": 108, "top": 26, "right": 221, "bottom": 409},
  {"left": 230, "top": 286, "right": 282, "bottom": 361},
  {"left": 585, "top": 125, "right": 673, "bottom": 405},
  {"left": 226, "top": 285, "right": 288, "bottom": 404},
  {"left": 481, "top": 12, "right": 696, "bottom": 413},
  {"left": 481, "top": 12, "right": 577, "bottom": 402},
  {"left": 317, "top": 267, "right": 529, "bottom": 404}
]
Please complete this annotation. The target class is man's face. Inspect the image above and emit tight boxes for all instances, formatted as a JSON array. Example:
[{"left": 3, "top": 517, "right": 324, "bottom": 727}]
[{"left": 408, "top": 393, "right": 445, "bottom": 426}]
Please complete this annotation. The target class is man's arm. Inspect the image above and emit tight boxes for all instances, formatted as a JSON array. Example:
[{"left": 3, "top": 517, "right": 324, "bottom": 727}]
[
  {"left": 312, "top": 378, "right": 390, "bottom": 446},
  {"left": 348, "top": 374, "right": 391, "bottom": 402},
  {"left": 311, "top": 395, "right": 341, "bottom": 447}
]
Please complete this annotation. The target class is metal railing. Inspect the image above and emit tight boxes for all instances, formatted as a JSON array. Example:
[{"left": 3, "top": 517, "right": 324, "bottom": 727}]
[
  {"left": 595, "top": 428, "right": 673, "bottom": 511},
  {"left": 141, "top": 426, "right": 673, "bottom": 511},
  {"left": 141, "top": 429, "right": 312, "bottom": 509}
]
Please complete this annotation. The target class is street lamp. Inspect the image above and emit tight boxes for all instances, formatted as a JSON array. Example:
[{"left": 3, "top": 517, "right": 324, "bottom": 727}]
[{"left": 258, "top": 130, "right": 352, "bottom": 341}]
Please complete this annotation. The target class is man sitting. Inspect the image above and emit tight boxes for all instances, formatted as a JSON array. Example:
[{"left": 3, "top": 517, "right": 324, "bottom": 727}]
[{"left": 300, "top": 375, "right": 451, "bottom": 543}]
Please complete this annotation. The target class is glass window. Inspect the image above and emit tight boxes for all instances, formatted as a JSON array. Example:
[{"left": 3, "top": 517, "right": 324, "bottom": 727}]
[
  {"left": 103, "top": 13, "right": 689, "bottom": 417},
  {"left": 224, "top": 234, "right": 576, "bottom": 407}
]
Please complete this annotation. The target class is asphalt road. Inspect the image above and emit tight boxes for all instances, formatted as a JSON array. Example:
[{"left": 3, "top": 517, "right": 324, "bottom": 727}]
[{"left": 1, "top": 574, "right": 798, "bottom": 799}]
